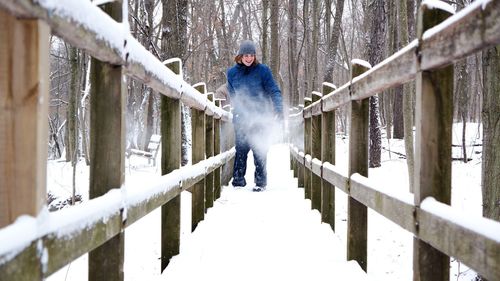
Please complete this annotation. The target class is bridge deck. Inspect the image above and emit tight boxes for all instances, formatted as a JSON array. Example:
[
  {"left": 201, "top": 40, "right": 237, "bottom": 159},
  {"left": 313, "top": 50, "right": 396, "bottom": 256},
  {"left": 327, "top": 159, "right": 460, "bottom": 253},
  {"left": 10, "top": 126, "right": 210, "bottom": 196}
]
[{"left": 161, "top": 144, "right": 369, "bottom": 281}]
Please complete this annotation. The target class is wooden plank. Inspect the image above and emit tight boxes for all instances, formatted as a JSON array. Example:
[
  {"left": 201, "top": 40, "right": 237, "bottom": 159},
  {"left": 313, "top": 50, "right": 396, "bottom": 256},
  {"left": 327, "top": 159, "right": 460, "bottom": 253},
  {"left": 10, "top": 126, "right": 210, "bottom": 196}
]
[
  {"left": 0, "top": 242, "right": 40, "bottom": 281},
  {"left": 311, "top": 159, "right": 322, "bottom": 177},
  {"left": 87, "top": 3, "right": 125, "bottom": 280},
  {"left": 322, "top": 84, "right": 350, "bottom": 113},
  {"left": 0, "top": 10, "right": 49, "bottom": 228},
  {"left": 413, "top": 4, "right": 454, "bottom": 281},
  {"left": 214, "top": 110, "right": 221, "bottom": 199},
  {"left": 160, "top": 66, "right": 182, "bottom": 271},
  {"left": 347, "top": 61, "right": 370, "bottom": 272},
  {"left": 191, "top": 84, "right": 206, "bottom": 232},
  {"left": 311, "top": 100, "right": 322, "bottom": 116},
  {"left": 322, "top": 163, "right": 349, "bottom": 194},
  {"left": 311, "top": 92, "right": 322, "bottom": 211},
  {"left": 205, "top": 93, "right": 215, "bottom": 210},
  {"left": 351, "top": 41, "right": 418, "bottom": 101},
  {"left": 321, "top": 82, "right": 336, "bottom": 229},
  {"left": 303, "top": 97, "right": 312, "bottom": 199},
  {"left": 0, "top": 150, "right": 233, "bottom": 280},
  {"left": 418, "top": 199, "right": 500, "bottom": 281},
  {"left": 350, "top": 174, "right": 416, "bottom": 234},
  {"left": 420, "top": 0, "right": 500, "bottom": 71}
]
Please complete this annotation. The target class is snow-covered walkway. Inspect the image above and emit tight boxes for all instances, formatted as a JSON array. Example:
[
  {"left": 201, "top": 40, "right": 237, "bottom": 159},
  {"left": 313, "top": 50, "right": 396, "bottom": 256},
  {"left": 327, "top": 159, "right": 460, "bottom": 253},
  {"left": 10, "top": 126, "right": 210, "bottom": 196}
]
[{"left": 161, "top": 144, "right": 369, "bottom": 281}]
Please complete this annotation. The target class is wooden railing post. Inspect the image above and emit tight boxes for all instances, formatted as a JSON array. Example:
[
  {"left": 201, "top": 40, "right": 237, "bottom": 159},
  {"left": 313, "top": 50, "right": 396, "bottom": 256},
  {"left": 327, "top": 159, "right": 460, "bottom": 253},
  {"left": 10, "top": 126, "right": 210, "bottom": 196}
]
[
  {"left": 0, "top": 9, "right": 49, "bottom": 280},
  {"left": 414, "top": 3, "right": 454, "bottom": 281},
  {"left": 192, "top": 83, "right": 206, "bottom": 231},
  {"left": 214, "top": 99, "right": 223, "bottom": 199},
  {"left": 205, "top": 92, "right": 215, "bottom": 210},
  {"left": 347, "top": 60, "right": 371, "bottom": 271},
  {"left": 303, "top": 97, "right": 312, "bottom": 198},
  {"left": 88, "top": 2, "right": 126, "bottom": 280},
  {"left": 160, "top": 59, "right": 182, "bottom": 272},
  {"left": 297, "top": 104, "right": 305, "bottom": 188},
  {"left": 321, "top": 82, "right": 337, "bottom": 229},
  {"left": 0, "top": 8, "right": 49, "bottom": 228},
  {"left": 220, "top": 104, "right": 233, "bottom": 186},
  {"left": 311, "top": 91, "right": 322, "bottom": 211},
  {"left": 290, "top": 107, "right": 298, "bottom": 178}
]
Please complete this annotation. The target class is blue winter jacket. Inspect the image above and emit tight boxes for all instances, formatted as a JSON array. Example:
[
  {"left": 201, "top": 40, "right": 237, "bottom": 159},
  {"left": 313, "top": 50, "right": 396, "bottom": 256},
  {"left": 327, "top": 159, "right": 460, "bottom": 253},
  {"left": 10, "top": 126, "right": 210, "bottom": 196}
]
[{"left": 227, "top": 63, "right": 283, "bottom": 123}]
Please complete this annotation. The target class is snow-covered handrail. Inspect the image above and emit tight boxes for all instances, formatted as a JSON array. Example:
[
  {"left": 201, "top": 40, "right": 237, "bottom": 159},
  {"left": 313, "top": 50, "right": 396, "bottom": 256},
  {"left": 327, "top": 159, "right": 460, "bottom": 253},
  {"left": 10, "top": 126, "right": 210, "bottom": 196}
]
[
  {"left": 301, "top": 0, "right": 500, "bottom": 115},
  {"left": 0, "top": 0, "right": 231, "bottom": 121},
  {"left": 291, "top": 2, "right": 500, "bottom": 279},
  {"left": 0, "top": 148, "right": 235, "bottom": 278}
]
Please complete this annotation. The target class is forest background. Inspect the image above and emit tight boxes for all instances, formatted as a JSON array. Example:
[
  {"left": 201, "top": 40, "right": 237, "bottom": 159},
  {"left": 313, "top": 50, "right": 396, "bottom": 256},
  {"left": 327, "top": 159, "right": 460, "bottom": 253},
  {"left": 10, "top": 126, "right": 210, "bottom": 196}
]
[{"left": 47, "top": 0, "right": 499, "bottom": 222}]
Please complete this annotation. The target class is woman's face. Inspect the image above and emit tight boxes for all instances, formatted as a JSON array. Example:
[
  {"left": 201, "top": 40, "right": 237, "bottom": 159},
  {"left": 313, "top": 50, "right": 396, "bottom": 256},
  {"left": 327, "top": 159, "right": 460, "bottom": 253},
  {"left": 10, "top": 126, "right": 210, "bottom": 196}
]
[{"left": 242, "top": 54, "right": 255, "bottom": 66}]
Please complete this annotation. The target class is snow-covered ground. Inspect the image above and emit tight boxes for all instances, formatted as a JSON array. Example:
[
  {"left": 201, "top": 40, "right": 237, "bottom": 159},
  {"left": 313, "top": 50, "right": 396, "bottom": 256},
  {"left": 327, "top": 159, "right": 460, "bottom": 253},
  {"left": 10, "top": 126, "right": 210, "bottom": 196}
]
[{"left": 46, "top": 123, "right": 484, "bottom": 281}]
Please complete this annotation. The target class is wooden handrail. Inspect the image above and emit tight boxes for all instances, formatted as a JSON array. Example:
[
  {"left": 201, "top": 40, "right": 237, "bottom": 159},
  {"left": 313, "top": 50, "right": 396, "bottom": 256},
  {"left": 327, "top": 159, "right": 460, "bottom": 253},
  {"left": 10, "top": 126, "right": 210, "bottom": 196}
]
[
  {"left": 302, "top": 0, "right": 500, "bottom": 115},
  {"left": 0, "top": 0, "right": 231, "bottom": 121},
  {"left": 290, "top": 1, "right": 500, "bottom": 280},
  {"left": 0, "top": 149, "right": 235, "bottom": 279}
]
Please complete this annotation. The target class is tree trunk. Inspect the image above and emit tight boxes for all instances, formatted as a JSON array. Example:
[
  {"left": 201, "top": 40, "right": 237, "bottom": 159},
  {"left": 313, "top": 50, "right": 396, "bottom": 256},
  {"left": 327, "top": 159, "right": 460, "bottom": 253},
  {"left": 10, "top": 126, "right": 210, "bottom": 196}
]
[
  {"left": 323, "top": 0, "right": 345, "bottom": 84},
  {"left": 66, "top": 45, "right": 78, "bottom": 163},
  {"left": 366, "top": 0, "right": 385, "bottom": 168},
  {"left": 161, "top": 0, "right": 188, "bottom": 166},
  {"left": 270, "top": 0, "right": 280, "bottom": 79},
  {"left": 287, "top": 0, "right": 298, "bottom": 107},
  {"left": 262, "top": 0, "right": 269, "bottom": 65},
  {"left": 310, "top": 0, "right": 319, "bottom": 91},
  {"left": 481, "top": 46, "right": 500, "bottom": 221},
  {"left": 399, "top": 0, "right": 414, "bottom": 191},
  {"left": 303, "top": 0, "right": 311, "bottom": 98}
]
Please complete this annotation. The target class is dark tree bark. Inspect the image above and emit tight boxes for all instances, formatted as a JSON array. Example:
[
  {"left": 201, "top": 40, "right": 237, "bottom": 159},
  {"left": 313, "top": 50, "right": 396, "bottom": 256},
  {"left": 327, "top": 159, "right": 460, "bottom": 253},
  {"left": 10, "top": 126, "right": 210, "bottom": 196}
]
[
  {"left": 365, "top": 0, "right": 385, "bottom": 168},
  {"left": 161, "top": 0, "right": 189, "bottom": 166},
  {"left": 399, "top": 0, "right": 415, "bottom": 191},
  {"left": 482, "top": 46, "right": 500, "bottom": 222},
  {"left": 323, "top": 0, "right": 345, "bottom": 84},
  {"left": 262, "top": 0, "right": 269, "bottom": 65},
  {"left": 287, "top": 0, "right": 298, "bottom": 106},
  {"left": 270, "top": 0, "right": 280, "bottom": 79}
]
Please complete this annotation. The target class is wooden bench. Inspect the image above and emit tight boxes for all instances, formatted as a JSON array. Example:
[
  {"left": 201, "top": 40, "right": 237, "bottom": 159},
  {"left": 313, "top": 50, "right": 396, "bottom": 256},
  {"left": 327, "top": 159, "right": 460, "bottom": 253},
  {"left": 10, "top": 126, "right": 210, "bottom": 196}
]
[{"left": 129, "top": 134, "right": 161, "bottom": 166}]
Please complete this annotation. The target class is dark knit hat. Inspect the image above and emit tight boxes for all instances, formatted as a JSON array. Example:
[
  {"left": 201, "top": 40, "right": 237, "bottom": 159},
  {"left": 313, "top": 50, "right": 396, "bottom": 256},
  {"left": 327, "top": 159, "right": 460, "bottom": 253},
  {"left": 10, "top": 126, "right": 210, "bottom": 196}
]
[{"left": 237, "top": 40, "right": 256, "bottom": 55}]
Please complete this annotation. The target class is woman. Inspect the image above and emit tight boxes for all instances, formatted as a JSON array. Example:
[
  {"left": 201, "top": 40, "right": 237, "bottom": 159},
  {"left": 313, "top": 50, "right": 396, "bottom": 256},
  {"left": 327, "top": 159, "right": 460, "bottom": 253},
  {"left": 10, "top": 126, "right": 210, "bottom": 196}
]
[{"left": 226, "top": 40, "right": 283, "bottom": 192}]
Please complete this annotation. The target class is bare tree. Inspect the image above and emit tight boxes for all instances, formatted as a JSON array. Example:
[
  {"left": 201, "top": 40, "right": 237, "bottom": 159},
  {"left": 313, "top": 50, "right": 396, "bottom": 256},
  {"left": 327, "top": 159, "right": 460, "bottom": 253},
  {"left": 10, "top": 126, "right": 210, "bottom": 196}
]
[
  {"left": 399, "top": 0, "right": 415, "bottom": 191},
  {"left": 323, "top": 0, "right": 345, "bottom": 84},
  {"left": 365, "top": 0, "right": 385, "bottom": 168},
  {"left": 287, "top": 0, "right": 299, "bottom": 106},
  {"left": 270, "top": 0, "right": 280, "bottom": 79},
  {"left": 482, "top": 46, "right": 500, "bottom": 222}
]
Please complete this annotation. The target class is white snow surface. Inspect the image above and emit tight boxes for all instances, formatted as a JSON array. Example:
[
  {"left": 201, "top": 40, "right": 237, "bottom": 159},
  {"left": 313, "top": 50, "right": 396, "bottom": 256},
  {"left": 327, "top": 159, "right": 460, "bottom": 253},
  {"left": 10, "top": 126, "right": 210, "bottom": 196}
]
[
  {"left": 422, "top": 0, "right": 456, "bottom": 14},
  {"left": 351, "top": 59, "right": 372, "bottom": 69},
  {"left": 422, "top": 0, "right": 492, "bottom": 40},
  {"left": 37, "top": 123, "right": 491, "bottom": 281}
]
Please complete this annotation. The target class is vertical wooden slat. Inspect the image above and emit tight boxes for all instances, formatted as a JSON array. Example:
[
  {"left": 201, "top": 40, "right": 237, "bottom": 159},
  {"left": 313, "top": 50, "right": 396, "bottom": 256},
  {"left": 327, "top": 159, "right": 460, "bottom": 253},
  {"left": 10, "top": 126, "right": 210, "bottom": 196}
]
[
  {"left": 0, "top": 10, "right": 49, "bottom": 280},
  {"left": 413, "top": 4, "right": 454, "bottom": 281},
  {"left": 0, "top": 9, "right": 49, "bottom": 229},
  {"left": 214, "top": 99, "right": 223, "bottom": 199},
  {"left": 205, "top": 93, "right": 215, "bottom": 210},
  {"left": 191, "top": 83, "right": 206, "bottom": 231},
  {"left": 88, "top": 2, "right": 125, "bottom": 281},
  {"left": 311, "top": 91, "right": 322, "bottom": 211},
  {"left": 303, "top": 97, "right": 312, "bottom": 199},
  {"left": 297, "top": 104, "right": 304, "bottom": 188},
  {"left": 321, "top": 82, "right": 337, "bottom": 230},
  {"left": 347, "top": 61, "right": 370, "bottom": 271},
  {"left": 160, "top": 60, "right": 182, "bottom": 272}
]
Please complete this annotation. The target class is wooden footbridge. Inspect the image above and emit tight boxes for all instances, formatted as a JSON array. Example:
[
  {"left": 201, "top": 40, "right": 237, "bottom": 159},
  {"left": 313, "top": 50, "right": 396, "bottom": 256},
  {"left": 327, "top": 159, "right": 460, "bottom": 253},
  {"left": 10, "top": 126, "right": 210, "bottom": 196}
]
[{"left": 1, "top": 0, "right": 500, "bottom": 280}]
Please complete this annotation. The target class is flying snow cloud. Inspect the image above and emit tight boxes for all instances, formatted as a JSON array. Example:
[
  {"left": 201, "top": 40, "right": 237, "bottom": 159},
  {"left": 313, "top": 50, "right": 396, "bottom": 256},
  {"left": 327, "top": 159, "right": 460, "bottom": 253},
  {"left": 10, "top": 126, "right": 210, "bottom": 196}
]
[{"left": 228, "top": 91, "right": 285, "bottom": 158}]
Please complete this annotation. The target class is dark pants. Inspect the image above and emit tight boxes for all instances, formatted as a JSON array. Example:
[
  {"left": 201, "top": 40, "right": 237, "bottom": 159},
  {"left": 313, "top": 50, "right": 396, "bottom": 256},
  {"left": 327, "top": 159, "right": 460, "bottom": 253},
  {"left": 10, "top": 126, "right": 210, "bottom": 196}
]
[{"left": 232, "top": 124, "right": 267, "bottom": 187}]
